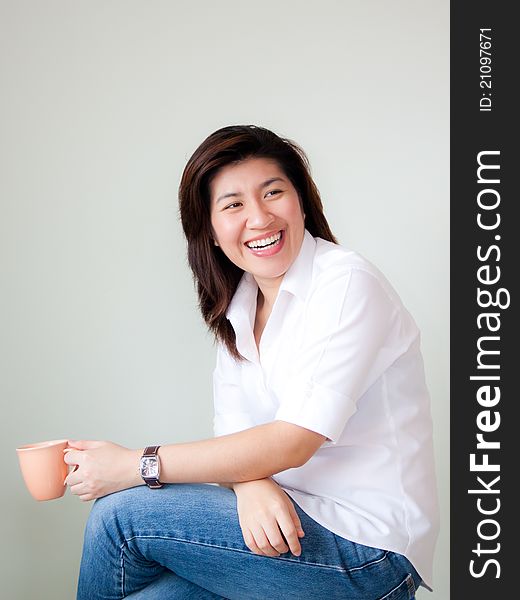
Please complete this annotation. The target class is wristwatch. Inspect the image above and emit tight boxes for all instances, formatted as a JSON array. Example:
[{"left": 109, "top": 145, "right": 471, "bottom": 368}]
[{"left": 139, "top": 446, "right": 163, "bottom": 489}]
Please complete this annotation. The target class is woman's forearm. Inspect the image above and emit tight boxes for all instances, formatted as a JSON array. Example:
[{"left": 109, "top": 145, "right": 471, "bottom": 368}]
[
  {"left": 131, "top": 421, "right": 311, "bottom": 487},
  {"left": 64, "top": 421, "right": 324, "bottom": 500}
]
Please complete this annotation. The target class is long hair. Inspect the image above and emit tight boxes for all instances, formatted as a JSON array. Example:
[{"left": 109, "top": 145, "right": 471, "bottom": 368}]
[{"left": 178, "top": 124, "right": 338, "bottom": 361}]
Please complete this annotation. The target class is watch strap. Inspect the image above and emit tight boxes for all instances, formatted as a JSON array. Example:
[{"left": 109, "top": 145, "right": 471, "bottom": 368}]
[
  {"left": 141, "top": 445, "right": 163, "bottom": 489},
  {"left": 143, "top": 445, "right": 161, "bottom": 457}
]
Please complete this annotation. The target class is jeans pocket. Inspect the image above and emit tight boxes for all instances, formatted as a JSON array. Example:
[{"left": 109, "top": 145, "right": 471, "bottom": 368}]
[{"left": 377, "top": 573, "right": 416, "bottom": 600}]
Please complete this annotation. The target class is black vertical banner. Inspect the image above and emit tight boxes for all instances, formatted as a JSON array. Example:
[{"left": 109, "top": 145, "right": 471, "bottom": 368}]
[{"left": 451, "top": 1, "right": 516, "bottom": 597}]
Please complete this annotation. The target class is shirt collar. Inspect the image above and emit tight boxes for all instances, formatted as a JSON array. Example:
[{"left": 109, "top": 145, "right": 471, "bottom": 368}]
[
  {"left": 278, "top": 227, "right": 316, "bottom": 303},
  {"left": 226, "top": 228, "right": 316, "bottom": 326}
]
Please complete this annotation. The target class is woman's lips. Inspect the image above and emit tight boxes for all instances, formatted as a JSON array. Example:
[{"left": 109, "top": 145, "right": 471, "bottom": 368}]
[{"left": 245, "top": 230, "right": 285, "bottom": 257}]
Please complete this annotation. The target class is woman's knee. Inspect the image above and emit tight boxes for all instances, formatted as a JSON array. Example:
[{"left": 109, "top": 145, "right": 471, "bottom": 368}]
[
  {"left": 84, "top": 487, "right": 142, "bottom": 544},
  {"left": 84, "top": 483, "right": 238, "bottom": 550}
]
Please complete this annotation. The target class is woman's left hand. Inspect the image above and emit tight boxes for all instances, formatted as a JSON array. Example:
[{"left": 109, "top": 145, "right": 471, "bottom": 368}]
[{"left": 63, "top": 440, "right": 142, "bottom": 502}]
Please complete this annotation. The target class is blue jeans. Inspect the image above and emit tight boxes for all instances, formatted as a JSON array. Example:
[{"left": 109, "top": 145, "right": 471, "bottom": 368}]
[{"left": 77, "top": 483, "right": 422, "bottom": 599}]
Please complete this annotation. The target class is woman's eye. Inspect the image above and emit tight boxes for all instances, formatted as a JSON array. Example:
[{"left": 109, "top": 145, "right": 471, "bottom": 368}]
[
  {"left": 224, "top": 202, "right": 241, "bottom": 210},
  {"left": 265, "top": 190, "right": 282, "bottom": 198}
]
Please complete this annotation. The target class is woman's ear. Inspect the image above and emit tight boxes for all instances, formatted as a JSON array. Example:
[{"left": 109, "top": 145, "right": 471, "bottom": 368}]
[{"left": 210, "top": 227, "right": 219, "bottom": 246}]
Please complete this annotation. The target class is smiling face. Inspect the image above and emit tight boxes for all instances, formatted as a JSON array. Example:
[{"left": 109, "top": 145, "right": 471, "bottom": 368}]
[{"left": 209, "top": 157, "right": 306, "bottom": 296}]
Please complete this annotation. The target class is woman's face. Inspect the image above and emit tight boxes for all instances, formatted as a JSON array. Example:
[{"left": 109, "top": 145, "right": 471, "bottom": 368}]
[{"left": 209, "top": 157, "right": 305, "bottom": 292}]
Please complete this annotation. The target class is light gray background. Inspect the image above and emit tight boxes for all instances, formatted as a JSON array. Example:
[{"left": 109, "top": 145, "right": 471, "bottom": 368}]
[{"left": 0, "top": 1, "right": 449, "bottom": 598}]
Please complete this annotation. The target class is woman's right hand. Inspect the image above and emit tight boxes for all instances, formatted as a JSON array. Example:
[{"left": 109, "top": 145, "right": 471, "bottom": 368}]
[{"left": 233, "top": 478, "right": 305, "bottom": 557}]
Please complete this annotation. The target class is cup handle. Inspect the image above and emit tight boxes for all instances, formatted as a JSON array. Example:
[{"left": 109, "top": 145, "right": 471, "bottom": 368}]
[{"left": 63, "top": 448, "right": 79, "bottom": 485}]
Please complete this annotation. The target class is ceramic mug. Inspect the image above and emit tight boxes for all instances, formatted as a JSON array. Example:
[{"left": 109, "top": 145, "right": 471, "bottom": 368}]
[{"left": 16, "top": 439, "right": 72, "bottom": 501}]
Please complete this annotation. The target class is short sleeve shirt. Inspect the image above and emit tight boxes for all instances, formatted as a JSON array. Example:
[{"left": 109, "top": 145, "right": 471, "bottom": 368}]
[{"left": 212, "top": 229, "right": 439, "bottom": 589}]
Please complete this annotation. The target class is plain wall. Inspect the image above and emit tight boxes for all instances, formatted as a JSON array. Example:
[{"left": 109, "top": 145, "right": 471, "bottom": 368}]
[{"left": 0, "top": 1, "right": 449, "bottom": 598}]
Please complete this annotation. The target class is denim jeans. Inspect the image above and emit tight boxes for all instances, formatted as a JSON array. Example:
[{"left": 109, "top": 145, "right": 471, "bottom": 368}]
[{"left": 77, "top": 483, "right": 422, "bottom": 600}]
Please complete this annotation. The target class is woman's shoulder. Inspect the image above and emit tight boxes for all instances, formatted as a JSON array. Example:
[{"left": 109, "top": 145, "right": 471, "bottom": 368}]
[
  {"left": 312, "top": 237, "right": 402, "bottom": 307},
  {"left": 314, "top": 237, "right": 375, "bottom": 272}
]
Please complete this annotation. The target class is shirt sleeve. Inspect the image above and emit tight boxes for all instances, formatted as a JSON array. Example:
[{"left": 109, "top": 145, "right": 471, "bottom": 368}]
[
  {"left": 274, "top": 266, "right": 419, "bottom": 443},
  {"left": 212, "top": 341, "right": 256, "bottom": 437}
]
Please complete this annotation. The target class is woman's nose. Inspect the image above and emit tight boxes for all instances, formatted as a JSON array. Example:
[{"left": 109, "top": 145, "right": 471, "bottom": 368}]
[{"left": 246, "top": 200, "right": 275, "bottom": 228}]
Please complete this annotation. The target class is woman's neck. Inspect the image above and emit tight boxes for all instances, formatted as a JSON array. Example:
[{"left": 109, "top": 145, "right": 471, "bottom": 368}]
[
  {"left": 252, "top": 267, "right": 282, "bottom": 308},
  {"left": 255, "top": 278, "right": 281, "bottom": 314}
]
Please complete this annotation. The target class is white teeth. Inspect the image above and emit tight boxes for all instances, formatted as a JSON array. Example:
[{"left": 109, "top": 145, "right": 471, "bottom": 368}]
[{"left": 246, "top": 231, "right": 282, "bottom": 249}]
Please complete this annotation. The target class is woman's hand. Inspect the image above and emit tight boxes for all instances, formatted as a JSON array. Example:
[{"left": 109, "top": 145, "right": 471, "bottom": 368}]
[
  {"left": 63, "top": 440, "right": 142, "bottom": 502},
  {"left": 233, "top": 478, "right": 305, "bottom": 557}
]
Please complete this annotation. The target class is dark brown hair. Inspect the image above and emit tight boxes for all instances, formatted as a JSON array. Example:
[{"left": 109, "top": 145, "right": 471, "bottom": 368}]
[{"left": 178, "top": 124, "right": 338, "bottom": 362}]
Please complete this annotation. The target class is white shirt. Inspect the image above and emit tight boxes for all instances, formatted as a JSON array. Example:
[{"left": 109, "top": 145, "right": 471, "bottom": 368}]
[{"left": 212, "top": 228, "right": 439, "bottom": 590}]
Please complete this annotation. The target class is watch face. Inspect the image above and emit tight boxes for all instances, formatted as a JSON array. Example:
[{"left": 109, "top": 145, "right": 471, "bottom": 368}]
[{"left": 141, "top": 457, "right": 159, "bottom": 478}]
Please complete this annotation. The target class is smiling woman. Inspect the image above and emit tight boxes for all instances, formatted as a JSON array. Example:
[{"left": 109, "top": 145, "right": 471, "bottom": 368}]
[
  {"left": 68, "top": 125, "right": 439, "bottom": 600},
  {"left": 178, "top": 124, "right": 337, "bottom": 363},
  {"left": 209, "top": 157, "right": 306, "bottom": 313}
]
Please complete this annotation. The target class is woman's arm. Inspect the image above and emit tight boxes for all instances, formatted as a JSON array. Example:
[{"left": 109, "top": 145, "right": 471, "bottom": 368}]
[
  {"left": 155, "top": 420, "right": 326, "bottom": 484},
  {"left": 64, "top": 421, "right": 325, "bottom": 501}
]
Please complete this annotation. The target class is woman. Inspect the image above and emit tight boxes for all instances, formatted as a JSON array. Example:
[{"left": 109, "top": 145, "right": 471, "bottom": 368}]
[{"left": 65, "top": 125, "right": 439, "bottom": 599}]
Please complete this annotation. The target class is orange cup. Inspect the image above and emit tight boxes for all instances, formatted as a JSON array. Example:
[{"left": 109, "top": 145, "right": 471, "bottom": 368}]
[{"left": 16, "top": 439, "right": 70, "bottom": 501}]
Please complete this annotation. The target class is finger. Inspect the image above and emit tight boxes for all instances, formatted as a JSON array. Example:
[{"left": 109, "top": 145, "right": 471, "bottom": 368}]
[
  {"left": 63, "top": 449, "right": 83, "bottom": 466},
  {"left": 277, "top": 512, "right": 302, "bottom": 556},
  {"left": 242, "top": 529, "right": 262, "bottom": 556},
  {"left": 67, "top": 440, "right": 102, "bottom": 450},
  {"left": 250, "top": 526, "right": 280, "bottom": 557},
  {"left": 69, "top": 482, "right": 89, "bottom": 496},
  {"left": 242, "top": 527, "right": 273, "bottom": 557},
  {"left": 287, "top": 501, "right": 305, "bottom": 537},
  {"left": 262, "top": 520, "right": 290, "bottom": 555},
  {"left": 65, "top": 469, "right": 84, "bottom": 486},
  {"left": 79, "top": 494, "right": 95, "bottom": 502},
  {"left": 64, "top": 464, "right": 82, "bottom": 485},
  {"left": 64, "top": 465, "right": 79, "bottom": 485}
]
